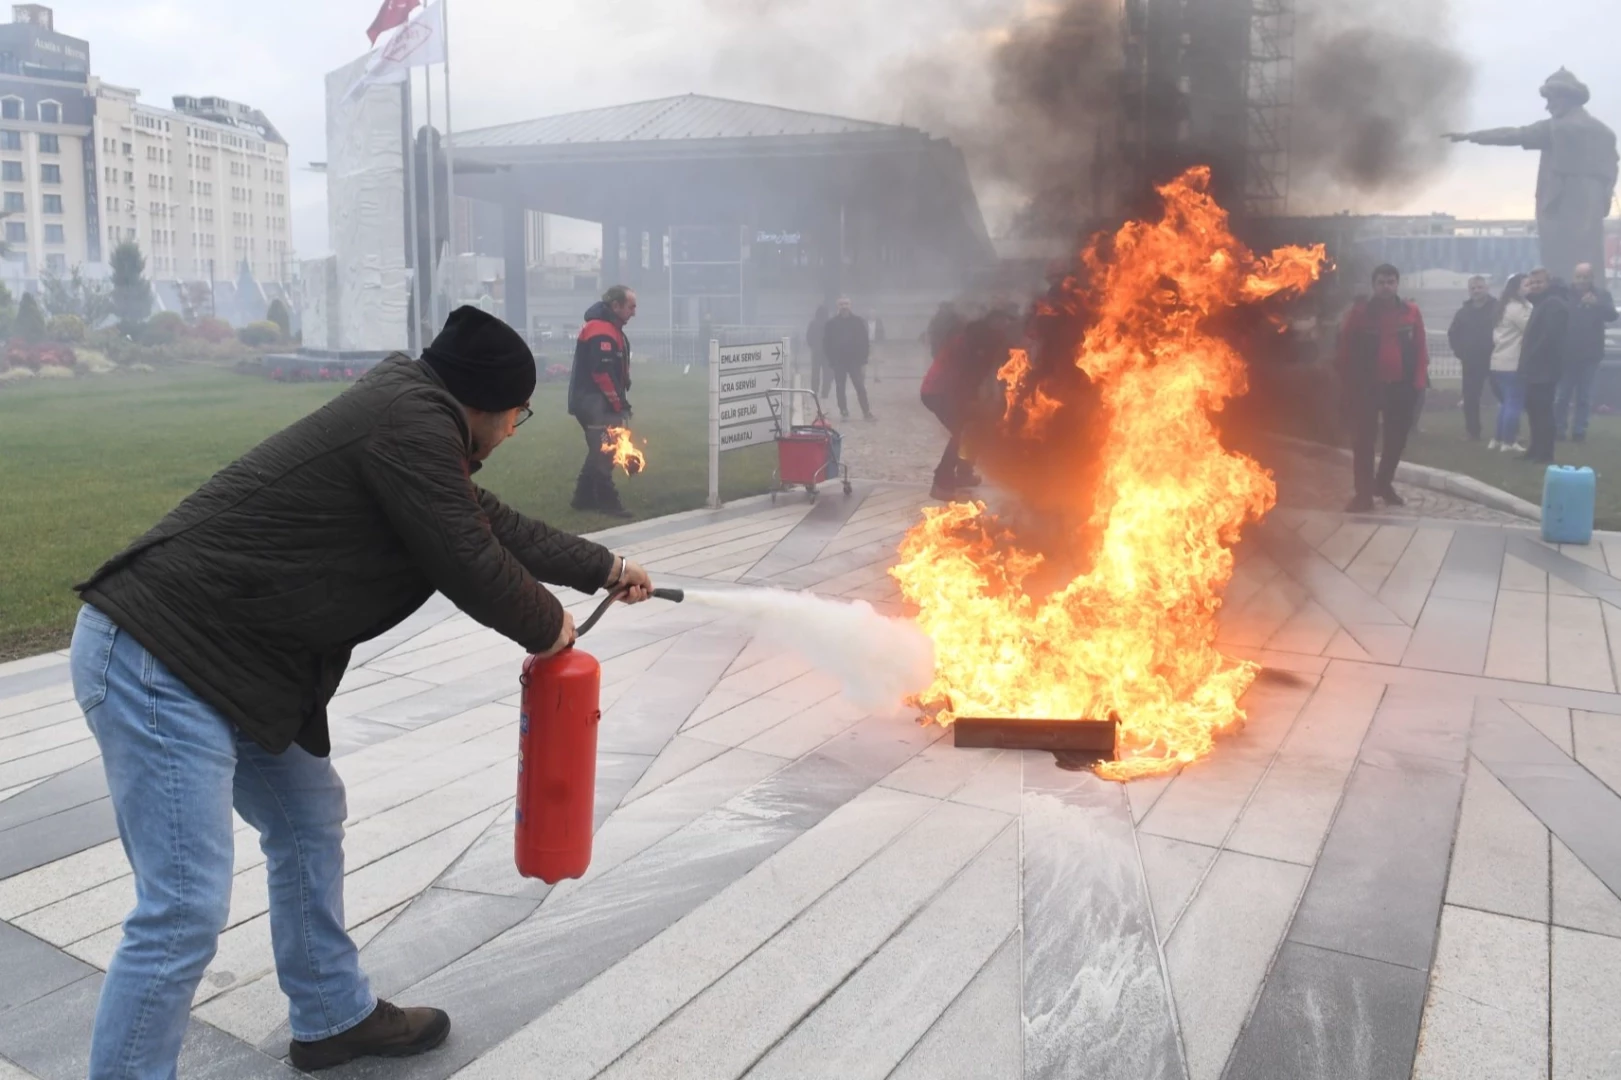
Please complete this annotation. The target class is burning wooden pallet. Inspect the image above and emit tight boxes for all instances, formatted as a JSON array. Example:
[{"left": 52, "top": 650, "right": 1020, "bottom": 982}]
[{"left": 952, "top": 715, "right": 1120, "bottom": 772}]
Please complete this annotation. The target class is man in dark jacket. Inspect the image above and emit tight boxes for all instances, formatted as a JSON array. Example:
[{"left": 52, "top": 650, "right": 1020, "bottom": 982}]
[
  {"left": 1447, "top": 275, "right": 1497, "bottom": 440},
  {"left": 1336, "top": 264, "right": 1430, "bottom": 512},
  {"left": 568, "top": 285, "right": 637, "bottom": 517},
  {"left": 822, "top": 296, "right": 874, "bottom": 421},
  {"left": 70, "top": 307, "right": 653, "bottom": 1077},
  {"left": 1554, "top": 262, "right": 1618, "bottom": 442},
  {"left": 1520, "top": 267, "right": 1571, "bottom": 462}
]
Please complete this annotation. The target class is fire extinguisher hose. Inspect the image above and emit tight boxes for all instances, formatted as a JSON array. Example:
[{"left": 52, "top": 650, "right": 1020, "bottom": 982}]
[{"left": 576, "top": 586, "right": 685, "bottom": 639}]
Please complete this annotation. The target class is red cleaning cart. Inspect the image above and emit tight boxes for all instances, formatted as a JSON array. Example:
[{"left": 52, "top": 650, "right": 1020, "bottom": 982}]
[{"left": 764, "top": 388, "right": 853, "bottom": 502}]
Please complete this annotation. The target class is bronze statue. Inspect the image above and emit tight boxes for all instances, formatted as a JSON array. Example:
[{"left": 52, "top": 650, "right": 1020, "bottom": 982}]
[{"left": 1449, "top": 69, "right": 1618, "bottom": 281}]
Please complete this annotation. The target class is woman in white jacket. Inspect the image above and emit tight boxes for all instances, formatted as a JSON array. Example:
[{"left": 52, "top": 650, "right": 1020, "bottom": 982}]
[{"left": 1489, "top": 273, "right": 1531, "bottom": 452}]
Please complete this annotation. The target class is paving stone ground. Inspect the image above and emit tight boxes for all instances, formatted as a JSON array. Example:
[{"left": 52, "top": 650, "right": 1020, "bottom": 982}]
[{"left": 4, "top": 354, "right": 1620, "bottom": 1079}]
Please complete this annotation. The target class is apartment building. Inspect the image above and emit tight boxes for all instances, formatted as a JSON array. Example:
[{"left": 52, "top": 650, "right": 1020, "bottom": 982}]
[{"left": 0, "top": 4, "right": 292, "bottom": 284}]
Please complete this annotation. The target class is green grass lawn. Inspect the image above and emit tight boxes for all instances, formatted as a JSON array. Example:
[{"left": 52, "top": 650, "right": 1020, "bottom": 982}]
[
  {"left": 1403, "top": 394, "right": 1621, "bottom": 528},
  {"left": 0, "top": 364, "right": 774, "bottom": 660}
]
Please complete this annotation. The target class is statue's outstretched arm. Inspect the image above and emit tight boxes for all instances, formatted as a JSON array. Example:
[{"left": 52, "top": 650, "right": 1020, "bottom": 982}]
[{"left": 1448, "top": 121, "right": 1550, "bottom": 149}]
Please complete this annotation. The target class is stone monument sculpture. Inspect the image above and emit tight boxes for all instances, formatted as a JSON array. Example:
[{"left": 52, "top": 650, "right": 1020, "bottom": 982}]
[{"left": 1449, "top": 69, "right": 1618, "bottom": 281}]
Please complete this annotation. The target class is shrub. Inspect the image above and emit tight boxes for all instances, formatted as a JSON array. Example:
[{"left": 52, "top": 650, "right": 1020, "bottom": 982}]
[
  {"left": 35, "top": 363, "right": 73, "bottom": 379},
  {"left": 266, "top": 298, "right": 291, "bottom": 338},
  {"left": 192, "top": 317, "right": 233, "bottom": 343},
  {"left": 47, "top": 313, "right": 86, "bottom": 343},
  {"left": 238, "top": 321, "right": 283, "bottom": 348},
  {"left": 141, "top": 311, "right": 187, "bottom": 345},
  {"left": 15, "top": 292, "right": 46, "bottom": 343},
  {"left": 110, "top": 240, "right": 153, "bottom": 332},
  {"left": 3, "top": 339, "right": 76, "bottom": 370}
]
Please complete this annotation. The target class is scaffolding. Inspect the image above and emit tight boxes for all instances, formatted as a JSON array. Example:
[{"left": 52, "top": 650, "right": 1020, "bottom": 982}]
[{"left": 1243, "top": 0, "right": 1294, "bottom": 216}]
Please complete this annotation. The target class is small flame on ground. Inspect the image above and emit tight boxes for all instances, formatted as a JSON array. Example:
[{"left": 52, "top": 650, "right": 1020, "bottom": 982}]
[
  {"left": 891, "top": 167, "right": 1325, "bottom": 781},
  {"left": 601, "top": 426, "right": 647, "bottom": 475}
]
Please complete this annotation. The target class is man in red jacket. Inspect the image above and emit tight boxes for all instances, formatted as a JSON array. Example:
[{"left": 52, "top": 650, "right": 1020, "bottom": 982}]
[
  {"left": 568, "top": 286, "right": 637, "bottom": 518},
  {"left": 1336, "top": 264, "right": 1429, "bottom": 512}
]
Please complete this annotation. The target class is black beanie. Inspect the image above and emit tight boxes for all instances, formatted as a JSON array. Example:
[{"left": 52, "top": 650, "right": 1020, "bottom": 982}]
[{"left": 421, "top": 307, "right": 536, "bottom": 412}]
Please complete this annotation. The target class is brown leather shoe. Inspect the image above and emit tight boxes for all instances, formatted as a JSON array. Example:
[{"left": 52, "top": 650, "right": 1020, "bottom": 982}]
[{"left": 288, "top": 1000, "right": 451, "bottom": 1071}]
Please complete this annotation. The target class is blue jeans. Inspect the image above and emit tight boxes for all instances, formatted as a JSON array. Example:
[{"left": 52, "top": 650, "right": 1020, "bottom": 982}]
[
  {"left": 1555, "top": 360, "right": 1600, "bottom": 439},
  {"left": 70, "top": 605, "right": 374, "bottom": 1079},
  {"left": 1491, "top": 371, "right": 1524, "bottom": 444}
]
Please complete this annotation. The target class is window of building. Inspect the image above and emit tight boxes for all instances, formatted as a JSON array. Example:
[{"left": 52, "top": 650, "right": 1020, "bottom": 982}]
[
  {"left": 37, "top": 133, "right": 57, "bottom": 154},
  {"left": 0, "top": 131, "right": 18, "bottom": 151},
  {"left": 3, "top": 192, "right": 21, "bottom": 213},
  {"left": 37, "top": 101, "right": 59, "bottom": 124},
  {"left": 121, "top": 142, "right": 131, "bottom": 156},
  {"left": 45, "top": 253, "right": 64, "bottom": 274},
  {"left": 41, "top": 164, "right": 60, "bottom": 183},
  {"left": 123, "top": 170, "right": 132, "bottom": 183},
  {"left": 0, "top": 98, "right": 20, "bottom": 121},
  {"left": 2, "top": 161, "right": 22, "bottom": 182},
  {"left": 6, "top": 221, "right": 25, "bottom": 243},
  {"left": 44, "top": 224, "right": 63, "bottom": 244},
  {"left": 43, "top": 194, "right": 60, "bottom": 213}
]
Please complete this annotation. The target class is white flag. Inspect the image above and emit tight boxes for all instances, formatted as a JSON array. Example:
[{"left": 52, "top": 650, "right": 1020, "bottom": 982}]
[{"left": 343, "top": 1, "right": 445, "bottom": 102}]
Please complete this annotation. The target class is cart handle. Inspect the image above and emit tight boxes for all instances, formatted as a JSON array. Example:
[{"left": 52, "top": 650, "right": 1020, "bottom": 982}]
[{"left": 763, "top": 387, "right": 828, "bottom": 424}]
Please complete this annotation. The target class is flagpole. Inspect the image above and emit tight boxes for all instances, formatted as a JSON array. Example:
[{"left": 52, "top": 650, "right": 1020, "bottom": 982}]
[
  {"left": 423, "top": 56, "right": 439, "bottom": 336},
  {"left": 441, "top": 0, "right": 458, "bottom": 318},
  {"left": 401, "top": 74, "right": 420, "bottom": 354}
]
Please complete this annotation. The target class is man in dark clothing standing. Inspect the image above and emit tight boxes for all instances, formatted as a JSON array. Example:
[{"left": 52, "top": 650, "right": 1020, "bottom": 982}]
[
  {"left": 69, "top": 307, "right": 654, "bottom": 1077},
  {"left": 568, "top": 285, "right": 637, "bottom": 518},
  {"left": 1447, "top": 275, "right": 1497, "bottom": 441},
  {"left": 922, "top": 307, "right": 1014, "bottom": 500},
  {"left": 1336, "top": 264, "right": 1430, "bottom": 512},
  {"left": 1520, "top": 267, "right": 1571, "bottom": 462},
  {"left": 1554, "top": 262, "right": 1618, "bottom": 442},
  {"left": 822, "top": 296, "right": 875, "bottom": 421}
]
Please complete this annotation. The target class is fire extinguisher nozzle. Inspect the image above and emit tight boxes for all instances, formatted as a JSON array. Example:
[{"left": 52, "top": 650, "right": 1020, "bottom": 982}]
[{"left": 652, "top": 588, "right": 685, "bottom": 603}]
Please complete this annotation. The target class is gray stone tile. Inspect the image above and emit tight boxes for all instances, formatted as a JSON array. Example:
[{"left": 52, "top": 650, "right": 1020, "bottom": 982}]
[
  {"left": 1257, "top": 518, "right": 1406, "bottom": 628},
  {"left": 1401, "top": 597, "right": 1495, "bottom": 675},
  {"left": 333, "top": 718, "right": 929, "bottom": 1078},
  {"left": 1324, "top": 657, "right": 1621, "bottom": 716},
  {"left": 596, "top": 627, "right": 749, "bottom": 755},
  {"left": 1412, "top": 905, "right": 1548, "bottom": 1080},
  {"left": 1359, "top": 684, "right": 1473, "bottom": 769},
  {"left": 1287, "top": 757, "right": 1465, "bottom": 970},
  {"left": 1137, "top": 834, "right": 1217, "bottom": 941},
  {"left": 1510, "top": 535, "right": 1621, "bottom": 607},
  {"left": 1430, "top": 526, "right": 1506, "bottom": 603},
  {"left": 0, "top": 920, "right": 94, "bottom": 1015},
  {"left": 1165, "top": 852, "right": 1309, "bottom": 1080},
  {"left": 1552, "top": 837, "right": 1621, "bottom": 938},
  {"left": 1474, "top": 699, "right": 1621, "bottom": 902},
  {"left": 742, "top": 486, "right": 871, "bottom": 580},
  {"left": 1551, "top": 926, "right": 1621, "bottom": 1079},
  {"left": 888, "top": 932, "right": 1021, "bottom": 1080},
  {"left": 1222, "top": 942, "right": 1427, "bottom": 1080},
  {"left": 0, "top": 662, "right": 70, "bottom": 702},
  {"left": 0, "top": 760, "right": 106, "bottom": 833},
  {"left": 0, "top": 799, "right": 118, "bottom": 881},
  {"left": 1022, "top": 762, "right": 1187, "bottom": 1080},
  {"left": 1572, "top": 708, "right": 1621, "bottom": 797},
  {"left": 1508, "top": 700, "right": 1574, "bottom": 754},
  {"left": 1445, "top": 757, "right": 1550, "bottom": 922}
]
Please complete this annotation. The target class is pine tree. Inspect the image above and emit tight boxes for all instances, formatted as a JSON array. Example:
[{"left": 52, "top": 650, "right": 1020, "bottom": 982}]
[
  {"left": 266, "top": 297, "right": 291, "bottom": 339},
  {"left": 110, "top": 240, "right": 153, "bottom": 333},
  {"left": 15, "top": 291, "right": 46, "bottom": 343}
]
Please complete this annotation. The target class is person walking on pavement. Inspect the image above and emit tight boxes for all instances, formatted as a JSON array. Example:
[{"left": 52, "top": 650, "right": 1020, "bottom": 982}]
[
  {"left": 823, "top": 297, "right": 875, "bottom": 421},
  {"left": 1336, "top": 264, "right": 1430, "bottom": 512},
  {"left": 568, "top": 285, "right": 637, "bottom": 518},
  {"left": 69, "top": 306, "right": 655, "bottom": 1078},
  {"left": 1555, "top": 262, "right": 1618, "bottom": 442},
  {"left": 1519, "top": 267, "right": 1571, "bottom": 462},
  {"left": 1489, "top": 272, "right": 1531, "bottom": 453},
  {"left": 1447, "top": 275, "right": 1497, "bottom": 442},
  {"left": 806, "top": 304, "right": 832, "bottom": 399}
]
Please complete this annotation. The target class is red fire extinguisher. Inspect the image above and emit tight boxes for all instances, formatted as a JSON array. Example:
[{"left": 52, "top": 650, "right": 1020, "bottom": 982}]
[{"left": 515, "top": 587, "right": 683, "bottom": 883}]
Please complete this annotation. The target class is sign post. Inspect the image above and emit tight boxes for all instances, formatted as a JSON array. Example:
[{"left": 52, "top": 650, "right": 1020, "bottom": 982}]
[{"left": 707, "top": 339, "right": 789, "bottom": 508}]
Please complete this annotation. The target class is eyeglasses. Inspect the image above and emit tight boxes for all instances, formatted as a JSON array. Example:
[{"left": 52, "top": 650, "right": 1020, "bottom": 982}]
[{"left": 514, "top": 406, "right": 533, "bottom": 428}]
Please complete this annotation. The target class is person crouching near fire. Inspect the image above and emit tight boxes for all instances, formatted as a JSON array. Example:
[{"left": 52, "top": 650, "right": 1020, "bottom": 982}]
[{"left": 69, "top": 306, "right": 653, "bottom": 1077}]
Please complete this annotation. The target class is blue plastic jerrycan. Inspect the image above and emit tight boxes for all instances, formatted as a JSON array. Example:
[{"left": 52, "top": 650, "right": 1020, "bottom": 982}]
[{"left": 1542, "top": 465, "right": 1596, "bottom": 545}]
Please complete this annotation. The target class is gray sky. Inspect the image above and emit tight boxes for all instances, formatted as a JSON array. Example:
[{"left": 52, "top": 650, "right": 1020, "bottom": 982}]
[{"left": 59, "top": 0, "right": 1619, "bottom": 258}]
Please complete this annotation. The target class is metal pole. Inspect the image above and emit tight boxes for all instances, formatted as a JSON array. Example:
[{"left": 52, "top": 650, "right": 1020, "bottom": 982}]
[
  {"left": 424, "top": 61, "right": 438, "bottom": 335},
  {"left": 441, "top": 0, "right": 458, "bottom": 313},
  {"left": 401, "top": 77, "right": 420, "bottom": 354},
  {"left": 708, "top": 337, "right": 721, "bottom": 509}
]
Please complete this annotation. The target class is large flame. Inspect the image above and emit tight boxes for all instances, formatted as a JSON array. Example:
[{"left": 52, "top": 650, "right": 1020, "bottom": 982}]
[
  {"left": 891, "top": 167, "right": 1324, "bottom": 781},
  {"left": 601, "top": 426, "right": 647, "bottom": 476}
]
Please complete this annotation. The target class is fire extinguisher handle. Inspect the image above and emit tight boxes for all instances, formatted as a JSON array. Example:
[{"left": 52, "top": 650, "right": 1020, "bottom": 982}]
[{"left": 574, "top": 586, "right": 687, "bottom": 641}]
